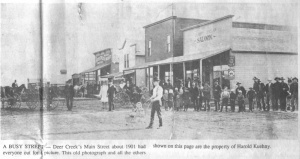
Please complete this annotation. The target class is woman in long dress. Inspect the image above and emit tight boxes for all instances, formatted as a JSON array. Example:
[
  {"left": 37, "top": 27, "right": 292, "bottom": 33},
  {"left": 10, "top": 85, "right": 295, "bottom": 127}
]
[{"left": 99, "top": 81, "right": 109, "bottom": 109}]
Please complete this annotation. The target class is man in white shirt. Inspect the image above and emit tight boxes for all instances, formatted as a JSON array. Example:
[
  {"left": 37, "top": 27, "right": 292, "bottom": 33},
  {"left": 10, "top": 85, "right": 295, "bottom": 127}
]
[{"left": 146, "top": 77, "right": 163, "bottom": 129}]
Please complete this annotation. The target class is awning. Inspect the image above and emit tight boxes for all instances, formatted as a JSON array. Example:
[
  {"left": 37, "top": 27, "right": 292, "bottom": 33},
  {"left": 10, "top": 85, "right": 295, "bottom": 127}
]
[
  {"left": 123, "top": 48, "right": 230, "bottom": 71},
  {"left": 80, "top": 63, "right": 110, "bottom": 74},
  {"left": 101, "top": 70, "right": 135, "bottom": 78},
  {"left": 172, "top": 48, "right": 231, "bottom": 63}
]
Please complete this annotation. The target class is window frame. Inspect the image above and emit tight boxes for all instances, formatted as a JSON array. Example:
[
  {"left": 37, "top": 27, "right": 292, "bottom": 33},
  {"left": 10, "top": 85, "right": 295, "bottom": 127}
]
[
  {"left": 148, "top": 40, "right": 152, "bottom": 56},
  {"left": 167, "top": 35, "right": 171, "bottom": 53}
]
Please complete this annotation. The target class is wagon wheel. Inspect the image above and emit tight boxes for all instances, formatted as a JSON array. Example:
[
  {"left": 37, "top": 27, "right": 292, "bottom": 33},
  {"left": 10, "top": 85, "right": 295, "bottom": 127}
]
[
  {"left": 11, "top": 94, "right": 22, "bottom": 109},
  {"left": 113, "top": 92, "right": 131, "bottom": 108},
  {"left": 26, "top": 94, "right": 38, "bottom": 110},
  {"left": 140, "top": 93, "right": 151, "bottom": 111},
  {"left": 139, "top": 86, "right": 149, "bottom": 94},
  {"left": 48, "top": 98, "right": 60, "bottom": 110}
]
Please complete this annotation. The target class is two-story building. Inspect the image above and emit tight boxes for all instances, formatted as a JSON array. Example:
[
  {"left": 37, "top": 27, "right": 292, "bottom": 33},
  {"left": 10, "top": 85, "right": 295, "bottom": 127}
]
[
  {"left": 102, "top": 39, "right": 146, "bottom": 87},
  {"left": 80, "top": 48, "right": 119, "bottom": 91},
  {"left": 124, "top": 16, "right": 207, "bottom": 89},
  {"left": 125, "top": 15, "right": 297, "bottom": 93}
]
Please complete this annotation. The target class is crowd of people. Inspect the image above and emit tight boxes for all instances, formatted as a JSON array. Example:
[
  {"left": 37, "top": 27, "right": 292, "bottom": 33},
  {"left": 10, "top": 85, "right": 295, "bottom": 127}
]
[{"left": 156, "top": 76, "right": 298, "bottom": 113}]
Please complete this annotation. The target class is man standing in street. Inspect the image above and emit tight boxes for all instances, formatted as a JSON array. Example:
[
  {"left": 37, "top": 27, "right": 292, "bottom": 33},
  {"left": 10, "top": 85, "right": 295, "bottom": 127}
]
[
  {"left": 290, "top": 77, "right": 298, "bottom": 112},
  {"left": 257, "top": 79, "right": 266, "bottom": 111},
  {"left": 280, "top": 77, "right": 289, "bottom": 111},
  {"left": 189, "top": 82, "right": 199, "bottom": 111},
  {"left": 107, "top": 80, "right": 116, "bottom": 111},
  {"left": 273, "top": 77, "right": 281, "bottom": 111},
  {"left": 265, "top": 79, "right": 274, "bottom": 111},
  {"left": 146, "top": 77, "right": 163, "bottom": 129},
  {"left": 65, "top": 81, "right": 74, "bottom": 111},
  {"left": 235, "top": 82, "right": 246, "bottom": 97},
  {"left": 203, "top": 82, "right": 211, "bottom": 111},
  {"left": 213, "top": 80, "right": 221, "bottom": 111}
]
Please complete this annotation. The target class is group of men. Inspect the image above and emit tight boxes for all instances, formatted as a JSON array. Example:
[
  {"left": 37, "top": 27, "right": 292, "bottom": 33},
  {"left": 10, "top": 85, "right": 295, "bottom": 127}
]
[
  {"left": 150, "top": 75, "right": 298, "bottom": 113},
  {"left": 252, "top": 76, "right": 298, "bottom": 112}
]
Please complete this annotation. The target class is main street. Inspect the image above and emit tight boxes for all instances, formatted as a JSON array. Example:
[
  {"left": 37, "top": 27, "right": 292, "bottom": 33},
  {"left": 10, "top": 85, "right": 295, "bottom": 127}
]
[{"left": 1, "top": 99, "right": 298, "bottom": 140}]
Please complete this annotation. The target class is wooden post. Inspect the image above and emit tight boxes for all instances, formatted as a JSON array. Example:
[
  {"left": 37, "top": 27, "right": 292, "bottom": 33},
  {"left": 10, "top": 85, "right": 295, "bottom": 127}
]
[
  {"left": 199, "top": 59, "right": 203, "bottom": 85},
  {"left": 183, "top": 62, "right": 186, "bottom": 86},
  {"left": 170, "top": 63, "right": 173, "bottom": 85},
  {"left": 135, "top": 70, "right": 137, "bottom": 85},
  {"left": 158, "top": 65, "right": 160, "bottom": 80}
]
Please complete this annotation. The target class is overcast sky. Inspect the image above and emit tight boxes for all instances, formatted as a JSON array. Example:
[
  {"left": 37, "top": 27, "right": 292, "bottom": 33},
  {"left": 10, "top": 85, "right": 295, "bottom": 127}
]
[{"left": 1, "top": 1, "right": 298, "bottom": 86}]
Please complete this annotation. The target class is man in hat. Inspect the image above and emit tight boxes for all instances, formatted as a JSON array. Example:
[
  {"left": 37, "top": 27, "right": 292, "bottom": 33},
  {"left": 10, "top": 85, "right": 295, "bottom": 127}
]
[
  {"left": 189, "top": 82, "right": 199, "bottom": 111},
  {"left": 146, "top": 77, "right": 163, "bottom": 129},
  {"left": 273, "top": 77, "right": 281, "bottom": 111},
  {"left": 235, "top": 82, "right": 246, "bottom": 97},
  {"left": 247, "top": 87, "right": 256, "bottom": 112},
  {"left": 164, "top": 79, "right": 173, "bottom": 90},
  {"left": 203, "top": 81, "right": 211, "bottom": 111},
  {"left": 213, "top": 80, "right": 222, "bottom": 111},
  {"left": 280, "top": 77, "right": 289, "bottom": 111},
  {"left": 107, "top": 79, "right": 116, "bottom": 111},
  {"left": 256, "top": 79, "right": 266, "bottom": 111},
  {"left": 265, "top": 78, "right": 274, "bottom": 111},
  {"left": 65, "top": 81, "right": 75, "bottom": 111},
  {"left": 290, "top": 77, "right": 298, "bottom": 112}
]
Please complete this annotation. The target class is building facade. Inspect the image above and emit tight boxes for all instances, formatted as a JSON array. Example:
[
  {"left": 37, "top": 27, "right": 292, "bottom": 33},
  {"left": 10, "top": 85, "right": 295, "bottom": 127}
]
[
  {"left": 126, "top": 15, "right": 297, "bottom": 97},
  {"left": 80, "top": 48, "right": 119, "bottom": 92}
]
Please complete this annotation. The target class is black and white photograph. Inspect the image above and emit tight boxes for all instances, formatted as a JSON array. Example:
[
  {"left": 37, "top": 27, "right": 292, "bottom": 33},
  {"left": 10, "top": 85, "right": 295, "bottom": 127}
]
[{"left": 0, "top": 0, "right": 299, "bottom": 158}]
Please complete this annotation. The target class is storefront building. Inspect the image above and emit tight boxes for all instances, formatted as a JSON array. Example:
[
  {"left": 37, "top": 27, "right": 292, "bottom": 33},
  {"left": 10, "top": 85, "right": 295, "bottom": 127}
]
[
  {"left": 102, "top": 40, "right": 146, "bottom": 87},
  {"left": 80, "top": 48, "right": 119, "bottom": 92},
  {"left": 125, "top": 15, "right": 297, "bottom": 95}
]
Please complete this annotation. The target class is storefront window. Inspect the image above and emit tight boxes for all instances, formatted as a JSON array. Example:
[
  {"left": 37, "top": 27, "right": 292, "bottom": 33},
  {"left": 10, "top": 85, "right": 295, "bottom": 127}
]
[
  {"left": 167, "top": 35, "right": 171, "bottom": 53},
  {"left": 148, "top": 40, "right": 152, "bottom": 56}
]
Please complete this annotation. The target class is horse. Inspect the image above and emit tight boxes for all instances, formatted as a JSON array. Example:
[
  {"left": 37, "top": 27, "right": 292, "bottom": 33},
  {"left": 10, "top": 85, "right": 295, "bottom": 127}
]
[
  {"left": 1, "top": 84, "right": 26, "bottom": 108},
  {"left": 74, "top": 84, "right": 85, "bottom": 97}
]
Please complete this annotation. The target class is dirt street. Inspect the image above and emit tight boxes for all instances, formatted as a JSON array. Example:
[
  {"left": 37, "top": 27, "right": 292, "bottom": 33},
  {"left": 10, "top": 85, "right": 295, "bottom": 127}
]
[{"left": 1, "top": 99, "right": 298, "bottom": 140}]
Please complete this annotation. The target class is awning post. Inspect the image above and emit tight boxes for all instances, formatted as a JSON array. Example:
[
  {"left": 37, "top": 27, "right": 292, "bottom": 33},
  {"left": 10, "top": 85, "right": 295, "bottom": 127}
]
[
  {"left": 158, "top": 65, "right": 160, "bottom": 80},
  {"left": 199, "top": 59, "right": 203, "bottom": 85},
  {"left": 183, "top": 62, "right": 186, "bottom": 86}
]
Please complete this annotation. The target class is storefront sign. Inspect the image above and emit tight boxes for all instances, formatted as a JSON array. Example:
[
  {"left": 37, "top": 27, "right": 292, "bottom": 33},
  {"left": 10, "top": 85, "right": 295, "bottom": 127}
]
[
  {"left": 228, "top": 56, "right": 235, "bottom": 67},
  {"left": 228, "top": 68, "right": 235, "bottom": 80},
  {"left": 183, "top": 16, "right": 232, "bottom": 57},
  {"left": 95, "top": 49, "right": 112, "bottom": 66},
  {"left": 232, "top": 28, "right": 297, "bottom": 53}
]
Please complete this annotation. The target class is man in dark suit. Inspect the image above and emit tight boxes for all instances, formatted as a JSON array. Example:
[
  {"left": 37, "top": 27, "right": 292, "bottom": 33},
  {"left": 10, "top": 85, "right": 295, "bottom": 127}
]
[
  {"left": 189, "top": 82, "right": 199, "bottom": 111},
  {"left": 256, "top": 79, "right": 266, "bottom": 111},
  {"left": 290, "top": 77, "right": 298, "bottom": 112},
  {"left": 273, "top": 77, "right": 281, "bottom": 111},
  {"left": 280, "top": 77, "right": 289, "bottom": 111},
  {"left": 213, "top": 80, "right": 222, "bottom": 111},
  {"left": 107, "top": 80, "right": 116, "bottom": 111},
  {"left": 65, "top": 81, "right": 74, "bottom": 111},
  {"left": 235, "top": 82, "right": 246, "bottom": 97},
  {"left": 164, "top": 79, "right": 173, "bottom": 91},
  {"left": 265, "top": 79, "right": 274, "bottom": 111}
]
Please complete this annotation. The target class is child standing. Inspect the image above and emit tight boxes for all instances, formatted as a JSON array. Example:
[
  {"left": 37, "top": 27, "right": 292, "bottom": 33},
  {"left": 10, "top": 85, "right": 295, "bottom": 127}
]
[
  {"left": 168, "top": 89, "right": 174, "bottom": 111},
  {"left": 220, "top": 87, "right": 230, "bottom": 112},
  {"left": 247, "top": 87, "right": 256, "bottom": 112},
  {"left": 230, "top": 89, "right": 236, "bottom": 112},
  {"left": 163, "top": 89, "right": 169, "bottom": 111},
  {"left": 237, "top": 90, "right": 245, "bottom": 112}
]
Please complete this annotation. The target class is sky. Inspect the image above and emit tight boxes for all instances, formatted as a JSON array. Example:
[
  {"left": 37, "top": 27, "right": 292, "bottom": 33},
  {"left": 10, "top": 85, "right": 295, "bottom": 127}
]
[{"left": 1, "top": 1, "right": 298, "bottom": 86}]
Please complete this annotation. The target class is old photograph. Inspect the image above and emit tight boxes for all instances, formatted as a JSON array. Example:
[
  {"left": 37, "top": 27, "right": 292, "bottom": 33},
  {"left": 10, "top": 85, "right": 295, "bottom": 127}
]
[{"left": 1, "top": 1, "right": 298, "bottom": 142}]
